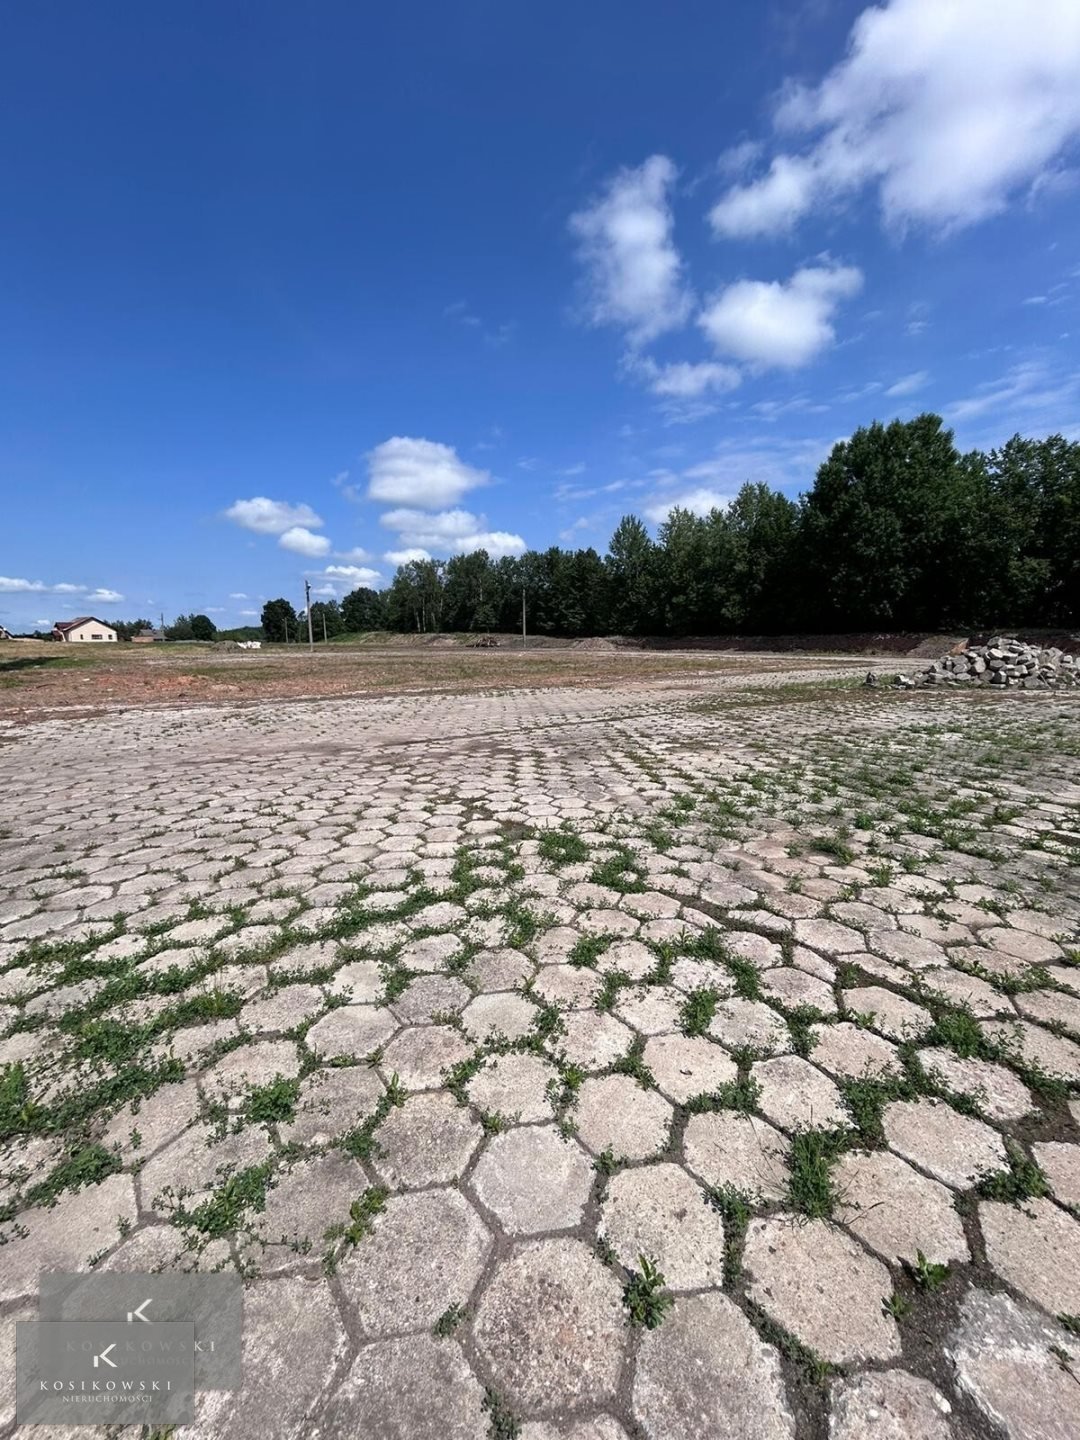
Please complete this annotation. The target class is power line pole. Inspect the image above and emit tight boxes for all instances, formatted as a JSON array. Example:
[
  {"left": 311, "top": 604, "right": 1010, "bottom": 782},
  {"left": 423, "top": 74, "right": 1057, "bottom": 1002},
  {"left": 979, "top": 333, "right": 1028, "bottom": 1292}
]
[
  {"left": 304, "top": 581, "right": 314, "bottom": 652},
  {"left": 321, "top": 610, "right": 328, "bottom": 644},
  {"left": 521, "top": 584, "right": 527, "bottom": 650}
]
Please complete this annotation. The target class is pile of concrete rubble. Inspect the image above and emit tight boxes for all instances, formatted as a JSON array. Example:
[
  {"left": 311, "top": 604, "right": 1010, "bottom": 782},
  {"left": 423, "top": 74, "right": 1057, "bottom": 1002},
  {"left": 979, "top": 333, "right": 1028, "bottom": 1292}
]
[{"left": 883, "top": 637, "right": 1079, "bottom": 690}]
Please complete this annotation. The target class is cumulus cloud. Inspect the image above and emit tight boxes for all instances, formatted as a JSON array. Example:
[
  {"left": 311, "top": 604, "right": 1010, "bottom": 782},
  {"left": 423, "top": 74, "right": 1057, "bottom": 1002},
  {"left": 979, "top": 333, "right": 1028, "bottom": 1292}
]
[
  {"left": 224, "top": 497, "right": 324, "bottom": 535},
  {"left": 383, "top": 548, "right": 433, "bottom": 565},
  {"left": 334, "top": 547, "right": 371, "bottom": 562},
  {"left": 278, "top": 526, "right": 331, "bottom": 557},
  {"left": 379, "top": 506, "right": 526, "bottom": 559},
  {"left": 228, "top": 592, "right": 249, "bottom": 600},
  {"left": 643, "top": 488, "right": 737, "bottom": 523},
  {"left": 310, "top": 564, "right": 383, "bottom": 589},
  {"left": 710, "top": 0, "right": 1080, "bottom": 238},
  {"left": 636, "top": 358, "right": 742, "bottom": 399},
  {"left": 366, "top": 437, "right": 490, "bottom": 508},
  {"left": 570, "top": 155, "right": 692, "bottom": 347},
  {"left": 0, "top": 577, "right": 123, "bottom": 602},
  {"left": 699, "top": 262, "right": 863, "bottom": 368},
  {"left": 884, "top": 370, "right": 930, "bottom": 397}
]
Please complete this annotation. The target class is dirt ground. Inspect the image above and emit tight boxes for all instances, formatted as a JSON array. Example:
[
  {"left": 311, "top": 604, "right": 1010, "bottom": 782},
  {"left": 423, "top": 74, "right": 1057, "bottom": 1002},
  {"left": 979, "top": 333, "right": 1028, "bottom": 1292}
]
[{"left": 0, "top": 640, "right": 874, "bottom": 722}]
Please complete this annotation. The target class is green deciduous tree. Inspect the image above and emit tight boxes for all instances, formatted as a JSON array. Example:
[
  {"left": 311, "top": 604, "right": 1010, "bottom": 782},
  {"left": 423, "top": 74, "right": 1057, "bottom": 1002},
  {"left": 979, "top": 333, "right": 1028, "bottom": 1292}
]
[{"left": 260, "top": 597, "right": 298, "bottom": 643}]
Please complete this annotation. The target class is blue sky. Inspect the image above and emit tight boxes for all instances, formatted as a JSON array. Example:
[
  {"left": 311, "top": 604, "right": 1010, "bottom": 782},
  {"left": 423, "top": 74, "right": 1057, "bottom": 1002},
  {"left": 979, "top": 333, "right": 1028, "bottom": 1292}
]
[{"left": 2, "top": 0, "right": 1079, "bottom": 631}]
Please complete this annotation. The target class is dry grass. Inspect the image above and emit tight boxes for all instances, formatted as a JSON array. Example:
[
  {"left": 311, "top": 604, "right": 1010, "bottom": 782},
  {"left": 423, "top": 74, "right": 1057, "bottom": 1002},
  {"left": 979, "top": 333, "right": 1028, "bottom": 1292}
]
[{"left": 0, "top": 639, "right": 866, "bottom": 720}]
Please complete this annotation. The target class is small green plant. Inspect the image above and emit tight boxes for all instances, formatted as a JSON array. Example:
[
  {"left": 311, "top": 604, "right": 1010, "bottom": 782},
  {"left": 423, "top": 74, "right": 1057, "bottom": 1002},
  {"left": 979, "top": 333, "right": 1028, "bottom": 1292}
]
[
  {"left": 433, "top": 1302, "right": 468, "bottom": 1338},
  {"left": 567, "top": 933, "right": 613, "bottom": 969},
  {"left": 680, "top": 987, "right": 719, "bottom": 1036},
  {"left": 537, "top": 826, "right": 589, "bottom": 866},
  {"left": 904, "top": 1249, "right": 949, "bottom": 1290},
  {"left": 708, "top": 1184, "right": 753, "bottom": 1286},
  {"left": 340, "top": 1186, "right": 389, "bottom": 1246},
  {"left": 611, "top": 1037, "right": 655, "bottom": 1089},
  {"left": 1059, "top": 1314, "right": 1080, "bottom": 1336},
  {"left": 976, "top": 1141, "right": 1050, "bottom": 1204},
  {"left": 883, "top": 1292, "right": 912, "bottom": 1320},
  {"left": 787, "top": 1128, "right": 847, "bottom": 1219},
  {"left": 622, "top": 1254, "right": 674, "bottom": 1329},
  {"left": 482, "top": 1386, "right": 521, "bottom": 1439},
  {"left": 244, "top": 1074, "right": 300, "bottom": 1125}
]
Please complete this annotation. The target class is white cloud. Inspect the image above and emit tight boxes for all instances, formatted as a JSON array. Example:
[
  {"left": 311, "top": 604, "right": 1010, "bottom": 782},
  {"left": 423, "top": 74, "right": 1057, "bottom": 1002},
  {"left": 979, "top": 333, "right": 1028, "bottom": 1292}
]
[
  {"left": 699, "top": 262, "right": 863, "bottom": 368},
  {"left": 644, "top": 487, "right": 737, "bottom": 523},
  {"left": 0, "top": 577, "right": 123, "bottom": 602},
  {"left": 944, "top": 358, "right": 1080, "bottom": 426},
  {"left": 334, "top": 547, "right": 371, "bottom": 562},
  {"left": 224, "top": 497, "right": 324, "bottom": 535},
  {"left": 239, "top": 609, "right": 258, "bottom": 617},
  {"left": 379, "top": 506, "right": 526, "bottom": 559},
  {"left": 384, "top": 548, "right": 433, "bottom": 565},
  {"left": 570, "top": 155, "right": 692, "bottom": 346},
  {"left": 884, "top": 369, "right": 929, "bottom": 397},
  {"left": 639, "top": 359, "right": 742, "bottom": 399},
  {"left": 710, "top": 0, "right": 1080, "bottom": 238},
  {"left": 205, "top": 607, "right": 226, "bottom": 614},
  {"left": 278, "top": 526, "right": 331, "bottom": 557},
  {"left": 306, "top": 564, "right": 384, "bottom": 591},
  {"left": 366, "top": 437, "right": 490, "bottom": 509},
  {"left": 228, "top": 592, "right": 248, "bottom": 600}
]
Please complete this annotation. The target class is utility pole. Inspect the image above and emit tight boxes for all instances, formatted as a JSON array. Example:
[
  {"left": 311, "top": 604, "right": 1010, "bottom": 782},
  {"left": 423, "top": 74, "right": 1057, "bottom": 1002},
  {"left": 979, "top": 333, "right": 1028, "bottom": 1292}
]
[
  {"left": 521, "top": 585, "right": 527, "bottom": 650},
  {"left": 304, "top": 581, "right": 314, "bottom": 652},
  {"left": 321, "top": 610, "right": 327, "bottom": 644}
]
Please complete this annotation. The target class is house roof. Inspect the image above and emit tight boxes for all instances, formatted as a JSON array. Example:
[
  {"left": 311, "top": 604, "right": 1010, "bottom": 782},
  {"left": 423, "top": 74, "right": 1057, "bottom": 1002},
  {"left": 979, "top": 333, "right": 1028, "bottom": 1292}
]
[{"left": 53, "top": 616, "right": 112, "bottom": 631}]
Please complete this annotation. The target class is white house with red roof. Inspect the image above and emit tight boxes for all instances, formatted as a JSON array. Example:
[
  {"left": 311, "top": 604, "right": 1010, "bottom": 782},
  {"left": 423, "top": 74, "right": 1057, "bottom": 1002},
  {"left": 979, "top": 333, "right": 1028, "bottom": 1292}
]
[{"left": 51, "top": 616, "right": 118, "bottom": 643}]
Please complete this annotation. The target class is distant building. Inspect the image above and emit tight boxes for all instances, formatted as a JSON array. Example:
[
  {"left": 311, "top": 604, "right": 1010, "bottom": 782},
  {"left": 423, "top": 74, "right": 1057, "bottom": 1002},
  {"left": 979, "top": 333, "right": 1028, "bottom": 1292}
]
[
  {"left": 131, "top": 628, "right": 163, "bottom": 644},
  {"left": 52, "top": 617, "right": 118, "bottom": 643}
]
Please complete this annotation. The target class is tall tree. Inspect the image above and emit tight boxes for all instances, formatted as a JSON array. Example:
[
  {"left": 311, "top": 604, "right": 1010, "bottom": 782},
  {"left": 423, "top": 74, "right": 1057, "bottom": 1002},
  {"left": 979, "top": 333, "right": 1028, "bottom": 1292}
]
[
  {"left": 606, "top": 515, "right": 658, "bottom": 635},
  {"left": 341, "top": 586, "right": 388, "bottom": 632},
  {"left": 261, "top": 597, "right": 298, "bottom": 643}
]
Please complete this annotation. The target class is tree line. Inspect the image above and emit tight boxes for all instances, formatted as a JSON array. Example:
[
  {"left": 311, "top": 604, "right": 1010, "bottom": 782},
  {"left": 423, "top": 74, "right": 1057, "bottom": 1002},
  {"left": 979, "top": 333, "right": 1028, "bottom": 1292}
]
[{"left": 258, "top": 417, "right": 1078, "bottom": 640}]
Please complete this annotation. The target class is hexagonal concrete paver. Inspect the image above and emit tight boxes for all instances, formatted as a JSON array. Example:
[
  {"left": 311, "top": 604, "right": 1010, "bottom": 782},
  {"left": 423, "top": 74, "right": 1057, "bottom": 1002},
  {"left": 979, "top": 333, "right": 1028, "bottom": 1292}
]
[
  {"left": 0, "top": 1174, "right": 138, "bottom": 1303},
  {"left": 185, "top": 1274, "right": 347, "bottom": 1438},
  {"left": 574, "top": 1074, "right": 673, "bottom": 1160},
  {"left": 708, "top": 999, "right": 791, "bottom": 1056},
  {"left": 632, "top": 1290, "right": 795, "bottom": 1440},
  {"left": 340, "top": 1188, "right": 492, "bottom": 1335},
  {"left": 834, "top": 1149, "right": 970, "bottom": 1266},
  {"left": 809, "top": 1022, "right": 902, "bottom": 1081},
  {"left": 1032, "top": 1140, "right": 1080, "bottom": 1209},
  {"left": 752, "top": 1055, "right": 847, "bottom": 1132},
  {"left": 948, "top": 1289, "right": 1080, "bottom": 1440},
  {"left": 467, "top": 1053, "right": 557, "bottom": 1123},
  {"left": 242, "top": 983, "right": 325, "bottom": 1033},
  {"left": 371, "top": 1091, "right": 484, "bottom": 1189},
  {"left": 471, "top": 1125, "right": 593, "bottom": 1234},
  {"left": 760, "top": 967, "right": 837, "bottom": 1015},
  {"left": 915, "top": 1049, "right": 1035, "bottom": 1123},
  {"left": 600, "top": 1162, "right": 724, "bottom": 1290},
  {"left": 829, "top": 1370, "right": 954, "bottom": 1440},
  {"left": 744, "top": 1216, "right": 901, "bottom": 1365},
  {"left": 882, "top": 1098, "right": 1006, "bottom": 1190},
  {"left": 841, "top": 987, "right": 932, "bottom": 1041},
  {"left": 199, "top": 1039, "right": 303, "bottom": 1104},
  {"left": 277, "top": 1065, "right": 383, "bottom": 1148},
  {"left": 380, "top": 1025, "right": 474, "bottom": 1090},
  {"left": 614, "top": 985, "right": 683, "bottom": 1035},
  {"left": 682, "top": 1110, "right": 790, "bottom": 1201},
  {"left": 306, "top": 1006, "right": 398, "bottom": 1062},
  {"left": 643, "top": 1033, "right": 738, "bottom": 1104},
  {"left": 473, "top": 1237, "right": 625, "bottom": 1411},
  {"left": 253, "top": 1152, "right": 363, "bottom": 1270},
  {"left": 313, "top": 1333, "right": 487, "bottom": 1439},
  {"left": 391, "top": 974, "right": 471, "bottom": 1025},
  {"left": 559, "top": 1010, "right": 635, "bottom": 1070},
  {"left": 520, "top": 1419, "right": 630, "bottom": 1440},
  {"left": 461, "top": 991, "right": 537, "bottom": 1042},
  {"left": 980, "top": 1197, "right": 1080, "bottom": 1316}
]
